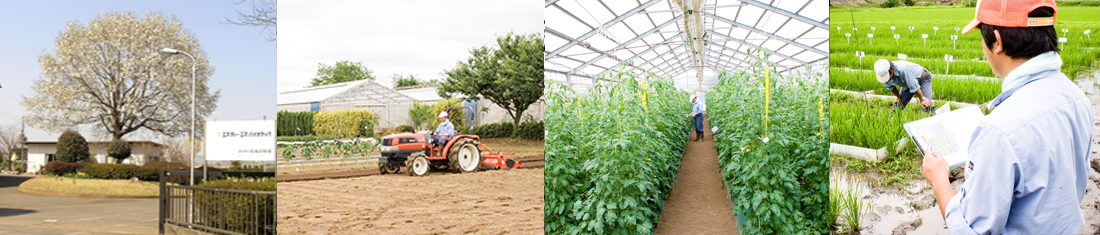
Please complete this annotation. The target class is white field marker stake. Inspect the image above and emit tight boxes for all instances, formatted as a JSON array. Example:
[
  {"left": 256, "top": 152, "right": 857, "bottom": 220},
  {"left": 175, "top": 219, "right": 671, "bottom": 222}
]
[
  {"left": 871, "top": 27, "right": 876, "bottom": 34},
  {"left": 856, "top": 51, "right": 865, "bottom": 66},
  {"left": 891, "top": 26, "right": 896, "bottom": 35},
  {"left": 894, "top": 34, "right": 900, "bottom": 45},
  {"left": 922, "top": 34, "right": 929, "bottom": 47},
  {"left": 846, "top": 33, "right": 851, "bottom": 44},
  {"left": 899, "top": 53, "right": 908, "bottom": 60},
  {"left": 951, "top": 35, "right": 958, "bottom": 50},
  {"left": 1059, "top": 37, "right": 1068, "bottom": 48},
  {"left": 1063, "top": 28, "right": 1069, "bottom": 38},
  {"left": 909, "top": 26, "right": 914, "bottom": 34},
  {"left": 868, "top": 33, "right": 874, "bottom": 45},
  {"left": 934, "top": 27, "right": 939, "bottom": 36},
  {"left": 837, "top": 26, "right": 841, "bottom": 33},
  {"left": 954, "top": 27, "right": 960, "bottom": 35},
  {"left": 945, "top": 54, "right": 954, "bottom": 74},
  {"left": 1086, "top": 29, "right": 1092, "bottom": 40}
]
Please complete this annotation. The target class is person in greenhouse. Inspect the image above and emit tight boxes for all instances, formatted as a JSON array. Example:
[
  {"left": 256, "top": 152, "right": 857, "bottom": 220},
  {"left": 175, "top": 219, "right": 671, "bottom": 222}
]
[
  {"left": 874, "top": 58, "right": 935, "bottom": 112},
  {"left": 921, "top": 1, "right": 1094, "bottom": 234},
  {"left": 688, "top": 95, "right": 704, "bottom": 141},
  {"left": 433, "top": 111, "right": 456, "bottom": 146}
]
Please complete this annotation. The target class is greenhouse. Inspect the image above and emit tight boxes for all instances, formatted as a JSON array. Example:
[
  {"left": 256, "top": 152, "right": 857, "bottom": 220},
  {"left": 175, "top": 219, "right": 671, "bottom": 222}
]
[{"left": 543, "top": 0, "right": 830, "bottom": 234}]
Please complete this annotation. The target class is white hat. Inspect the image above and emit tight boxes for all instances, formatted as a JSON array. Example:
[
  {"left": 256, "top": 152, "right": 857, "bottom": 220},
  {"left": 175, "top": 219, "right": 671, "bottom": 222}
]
[
  {"left": 873, "top": 59, "right": 893, "bottom": 83},
  {"left": 438, "top": 112, "right": 448, "bottom": 118},
  {"left": 690, "top": 95, "right": 697, "bottom": 102}
]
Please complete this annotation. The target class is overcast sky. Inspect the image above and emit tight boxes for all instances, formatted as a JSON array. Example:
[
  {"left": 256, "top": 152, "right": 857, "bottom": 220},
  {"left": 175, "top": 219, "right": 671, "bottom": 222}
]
[
  {"left": 277, "top": 0, "right": 544, "bottom": 92},
  {"left": 0, "top": 1, "right": 276, "bottom": 141}
]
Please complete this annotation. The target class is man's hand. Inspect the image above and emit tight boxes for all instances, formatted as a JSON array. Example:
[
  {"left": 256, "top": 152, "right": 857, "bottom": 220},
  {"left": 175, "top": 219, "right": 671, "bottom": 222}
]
[
  {"left": 920, "top": 98, "right": 933, "bottom": 108},
  {"left": 921, "top": 146, "right": 956, "bottom": 219},
  {"left": 893, "top": 97, "right": 901, "bottom": 105}
]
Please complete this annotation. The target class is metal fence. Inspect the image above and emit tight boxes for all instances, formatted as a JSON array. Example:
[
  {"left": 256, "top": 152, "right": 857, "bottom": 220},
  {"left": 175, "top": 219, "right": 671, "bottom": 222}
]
[{"left": 159, "top": 171, "right": 275, "bottom": 235}]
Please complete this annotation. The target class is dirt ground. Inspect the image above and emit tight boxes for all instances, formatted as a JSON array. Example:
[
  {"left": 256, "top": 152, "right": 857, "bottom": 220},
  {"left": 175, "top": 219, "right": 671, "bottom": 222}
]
[
  {"left": 276, "top": 168, "right": 544, "bottom": 235},
  {"left": 839, "top": 70, "right": 1100, "bottom": 235},
  {"left": 654, "top": 119, "right": 739, "bottom": 234},
  {"left": 277, "top": 138, "right": 543, "bottom": 177}
]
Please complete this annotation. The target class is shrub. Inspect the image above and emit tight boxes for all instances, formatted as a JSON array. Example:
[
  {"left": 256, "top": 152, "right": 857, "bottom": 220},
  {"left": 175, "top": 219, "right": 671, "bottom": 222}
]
[
  {"left": 903, "top": 0, "right": 915, "bottom": 6},
  {"left": 43, "top": 161, "right": 84, "bottom": 175},
  {"left": 881, "top": 0, "right": 900, "bottom": 8},
  {"left": 107, "top": 140, "right": 132, "bottom": 164},
  {"left": 277, "top": 111, "right": 314, "bottom": 136},
  {"left": 472, "top": 122, "right": 513, "bottom": 138},
  {"left": 195, "top": 177, "right": 276, "bottom": 235},
  {"left": 275, "top": 135, "right": 339, "bottom": 142},
  {"left": 395, "top": 125, "right": 415, "bottom": 133},
  {"left": 313, "top": 109, "right": 377, "bottom": 139},
  {"left": 56, "top": 130, "right": 90, "bottom": 163},
  {"left": 409, "top": 102, "right": 433, "bottom": 130},
  {"left": 516, "top": 121, "right": 544, "bottom": 140},
  {"left": 81, "top": 164, "right": 158, "bottom": 181}
]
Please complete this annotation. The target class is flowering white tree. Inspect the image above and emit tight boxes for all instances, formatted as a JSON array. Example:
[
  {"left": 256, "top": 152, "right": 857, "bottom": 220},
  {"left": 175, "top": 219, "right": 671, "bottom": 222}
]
[{"left": 22, "top": 12, "right": 220, "bottom": 140}]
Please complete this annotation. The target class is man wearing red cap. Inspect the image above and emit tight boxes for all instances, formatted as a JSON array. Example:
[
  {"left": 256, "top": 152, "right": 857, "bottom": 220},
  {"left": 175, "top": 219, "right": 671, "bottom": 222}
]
[{"left": 920, "top": 0, "right": 1094, "bottom": 234}]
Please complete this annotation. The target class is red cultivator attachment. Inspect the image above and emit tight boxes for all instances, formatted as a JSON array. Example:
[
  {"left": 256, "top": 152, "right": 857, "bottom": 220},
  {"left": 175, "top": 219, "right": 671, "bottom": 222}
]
[{"left": 479, "top": 142, "right": 522, "bottom": 169}]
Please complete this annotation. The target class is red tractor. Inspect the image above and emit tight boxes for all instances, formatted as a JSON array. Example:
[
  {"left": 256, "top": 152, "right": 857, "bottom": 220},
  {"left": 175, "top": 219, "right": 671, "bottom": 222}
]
[{"left": 378, "top": 132, "right": 522, "bottom": 176}]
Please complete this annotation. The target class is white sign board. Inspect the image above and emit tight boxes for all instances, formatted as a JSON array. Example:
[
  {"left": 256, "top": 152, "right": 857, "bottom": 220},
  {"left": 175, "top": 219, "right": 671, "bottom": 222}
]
[
  {"left": 853, "top": 27, "right": 858, "bottom": 31},
  {"left": 944, "top": 54, "right": 954, "bottom": 61},
  {"left": 933, "top": 27, "right": 939, "bottom": 31},
  {"left": 922, "top": 34, "right": 928, "bottom": 39},
  {"left": 894, "top": 34, "right": 900, "bottom": 39},
  {"left": 845, "top": 33, "right": 851, "bottom": 37},
  {"left": 871, "top": 27, "right": 876, "bottom": 31},
  {"left": 205, "top": 120, "right": 276, "bottom": 161},
  {"left": 1085, "top": 29, "right": 1092, "bottom": 34},
  {"left": 909, "top": 26, "right": 914, "bottom": 30},
  {"left": 891, "top": 26, "right": 896, "bottom": 30},
  {"left": 898, "top": 54, "right": 908, "bottom": 60},
  {"left": 855, "top": 51, "right": 865, "bottom": 57},
  {"left": 867, "top": 34, "right": 874, "bottom": 38},
  {"left": 950, "top": 35, "right": 958, "bottom": 40},
  {"left": 1063, "top": 28, "right": 1069, "bottom": 33},
  {"left": 1059, "top": 37, "right": 1068, "bottom": 42}
]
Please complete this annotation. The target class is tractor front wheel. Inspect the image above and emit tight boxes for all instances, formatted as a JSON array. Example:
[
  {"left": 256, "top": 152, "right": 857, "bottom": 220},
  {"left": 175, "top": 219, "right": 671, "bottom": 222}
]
[
  {"left": 379, "top": 160, "right": 399, "bottom": 174},
  {"left": 406, "top": 153, "right": 430, "bottom": 176}
]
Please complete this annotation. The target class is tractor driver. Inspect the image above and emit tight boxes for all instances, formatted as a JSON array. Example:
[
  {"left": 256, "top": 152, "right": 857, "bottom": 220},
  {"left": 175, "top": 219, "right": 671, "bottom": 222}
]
[{"left": 433, "top": 111, "right": 456, "bottom": 146}]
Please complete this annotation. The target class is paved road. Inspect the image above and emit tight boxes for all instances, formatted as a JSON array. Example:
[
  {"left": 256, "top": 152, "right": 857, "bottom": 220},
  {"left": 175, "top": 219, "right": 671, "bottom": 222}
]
[{"left": 0, "top": 175, "right": 158, "bottom": 235}]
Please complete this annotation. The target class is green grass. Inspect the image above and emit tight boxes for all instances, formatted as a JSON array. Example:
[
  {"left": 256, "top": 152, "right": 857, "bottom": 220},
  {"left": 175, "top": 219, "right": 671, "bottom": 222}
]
[
  {"left": 829, "top": 68, "right": 1002, "bottom": 104},
  {"left": 19, "top": 175, "right": 162, "bottom": 198}
]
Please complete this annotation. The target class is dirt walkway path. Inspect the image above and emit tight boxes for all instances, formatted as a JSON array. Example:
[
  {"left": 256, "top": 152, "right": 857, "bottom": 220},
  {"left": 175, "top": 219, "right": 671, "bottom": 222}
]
[{"left": 653, "top": 118, "right": 739, "bottom": 235}]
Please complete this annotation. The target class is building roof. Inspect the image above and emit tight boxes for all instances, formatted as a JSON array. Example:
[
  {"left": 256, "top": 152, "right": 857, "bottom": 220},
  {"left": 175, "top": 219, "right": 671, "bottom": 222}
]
[
  {"left": 396, "top": 86, "right": 445, "bottom": 102},
  {"left": 277, "top": 79, "right": 419, "bottom": 105}
]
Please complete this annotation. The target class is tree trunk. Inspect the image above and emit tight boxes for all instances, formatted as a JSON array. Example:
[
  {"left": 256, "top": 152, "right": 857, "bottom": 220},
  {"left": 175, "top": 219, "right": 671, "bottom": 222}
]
[{"left": 508, "top": 107, "right": 528, "bottom": 138}]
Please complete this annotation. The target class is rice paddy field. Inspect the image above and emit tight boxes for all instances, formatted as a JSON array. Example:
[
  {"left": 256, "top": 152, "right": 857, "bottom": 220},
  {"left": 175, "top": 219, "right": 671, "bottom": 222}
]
[{"left": 828, "top": 6, "right": 1100, "bottom": 234}]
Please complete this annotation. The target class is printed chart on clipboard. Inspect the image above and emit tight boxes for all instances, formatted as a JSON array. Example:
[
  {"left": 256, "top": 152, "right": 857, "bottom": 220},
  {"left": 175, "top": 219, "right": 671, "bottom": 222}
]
[{"left": 902, "top": 106, "right": 985, "bottom": 169}]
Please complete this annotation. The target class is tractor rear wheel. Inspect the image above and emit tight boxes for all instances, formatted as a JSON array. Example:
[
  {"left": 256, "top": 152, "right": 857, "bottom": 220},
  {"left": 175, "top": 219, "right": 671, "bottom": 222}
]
[
  {"left": 448, "top": 139, "right": 481, "bottom": 173},
  {"left": 406, "top": 153, "right": 430, "bottom": 176}
]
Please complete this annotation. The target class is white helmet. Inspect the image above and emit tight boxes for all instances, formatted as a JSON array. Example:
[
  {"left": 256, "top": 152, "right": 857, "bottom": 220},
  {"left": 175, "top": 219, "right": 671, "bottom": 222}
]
[
  {"left": 438, "top": 112, "right": 448, "bottom": 118},
  {"left": 874, "top": 59, "right": 893, "bottom": 83}
]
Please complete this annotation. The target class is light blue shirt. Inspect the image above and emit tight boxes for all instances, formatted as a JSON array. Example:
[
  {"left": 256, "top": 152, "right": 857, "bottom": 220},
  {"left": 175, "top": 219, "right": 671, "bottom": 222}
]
[
  {"left": 945, "top": 70, "right": 1093, "bottom": 235},
  {"left": 882, "top": 60, "right": 926, "bottom": 93},
  {"left": 691, "top": 101, "right": 704, "bottom": 116},
  {"left": 435, "top": 120, "right": 456, "bottom": 136}
]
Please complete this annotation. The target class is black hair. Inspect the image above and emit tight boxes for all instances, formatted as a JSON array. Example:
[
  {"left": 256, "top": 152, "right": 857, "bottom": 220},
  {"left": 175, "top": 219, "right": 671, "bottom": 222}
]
[{"left": 978, "top": 7, "right": 1060, "bottom": 59}]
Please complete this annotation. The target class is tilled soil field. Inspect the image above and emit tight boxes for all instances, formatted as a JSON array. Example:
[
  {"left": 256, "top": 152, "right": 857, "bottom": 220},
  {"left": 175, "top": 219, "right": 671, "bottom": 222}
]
[{"left": 276, "top": 167, "right": 544, "bottom": 235}]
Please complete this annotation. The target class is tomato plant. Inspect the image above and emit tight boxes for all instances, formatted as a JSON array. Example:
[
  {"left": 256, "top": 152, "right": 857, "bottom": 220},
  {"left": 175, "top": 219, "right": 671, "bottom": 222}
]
[
  {"left": 544, "top": 70, "right": 691, "bottom": 234},
  {"left": 706, "top": 48, "right": 830, "bottom": 235}
]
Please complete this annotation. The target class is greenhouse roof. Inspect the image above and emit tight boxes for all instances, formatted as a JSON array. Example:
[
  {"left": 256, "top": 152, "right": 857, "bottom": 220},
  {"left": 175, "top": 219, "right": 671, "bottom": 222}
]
[
  {"left": 545, "top": 0, "right": 829, "bottom": 92},
  {"left": 277, "top": 79, "right": 416, "bottom": 105}
]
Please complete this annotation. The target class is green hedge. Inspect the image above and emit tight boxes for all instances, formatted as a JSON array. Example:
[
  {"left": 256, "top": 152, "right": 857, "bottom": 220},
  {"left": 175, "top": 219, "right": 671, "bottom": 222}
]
[
  {"left": 195, "top": 177, "right": 276, "bottom": 235},
  {"left": 43, "top": 161, "right": 84, "bottom": 175},
  {"left": 277, "top": 111, "right": 315, "bottom": 136},
  {"left": 313, "top": 109, "right": 377, "bottom": 139},
  {"left": 471, "top": 121, "right": 544, "bottom": 139},
  {"left": 80, "top": 164, "right": 158, "bottom": 181}
]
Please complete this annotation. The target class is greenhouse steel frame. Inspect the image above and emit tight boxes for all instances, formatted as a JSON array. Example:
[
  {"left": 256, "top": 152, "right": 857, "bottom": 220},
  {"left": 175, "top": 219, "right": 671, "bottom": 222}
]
[{"left": 545, "top": 0, "right": 828, "bottom": 90}]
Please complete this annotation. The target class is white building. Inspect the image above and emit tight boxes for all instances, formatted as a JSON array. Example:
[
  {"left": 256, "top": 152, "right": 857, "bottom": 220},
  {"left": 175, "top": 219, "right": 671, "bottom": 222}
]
[
  {"left": 276, "top": 79, "right": 544, "bottom": 129},
  {"left": 24, "top": 140, "right": 163, "bottom": 173}
]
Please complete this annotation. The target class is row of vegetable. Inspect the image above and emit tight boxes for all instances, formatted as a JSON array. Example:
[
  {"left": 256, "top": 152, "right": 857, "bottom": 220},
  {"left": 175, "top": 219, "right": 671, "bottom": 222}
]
[
  {"left": 276, "top": 138, "right": 378, "bottom": 161},
  {"left": 706, "top": 48, "right": 830, "bottom": 234},
  {"left": 829, "top": 91, "right": 933, "bottom": 149},
  {"left": 829, "top": 68, "right": 1001, "bottom": 104},
  {"left": 544, "top": 69, "right": 692, "bottom": 234}
]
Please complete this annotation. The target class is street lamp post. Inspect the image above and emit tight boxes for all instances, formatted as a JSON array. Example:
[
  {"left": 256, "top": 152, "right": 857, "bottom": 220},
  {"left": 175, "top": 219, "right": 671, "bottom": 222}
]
[{"left": 160, "top": 47, "right": 197, "bottom": 223}]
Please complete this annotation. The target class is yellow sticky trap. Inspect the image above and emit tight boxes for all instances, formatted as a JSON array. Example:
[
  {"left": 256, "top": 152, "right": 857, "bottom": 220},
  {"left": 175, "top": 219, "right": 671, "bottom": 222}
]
[{"left": 764, "top": 69, "right": 770, "bottom": 138}]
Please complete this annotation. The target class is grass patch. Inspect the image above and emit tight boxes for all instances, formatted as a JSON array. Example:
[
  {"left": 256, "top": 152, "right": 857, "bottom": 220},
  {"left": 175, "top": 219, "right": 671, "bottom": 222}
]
[
  {"left": 19, "top": 175, "right": 161, "bottom": 198},
  {"left": 830, "top": 91, "right": 932, "bottom": 149}
]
